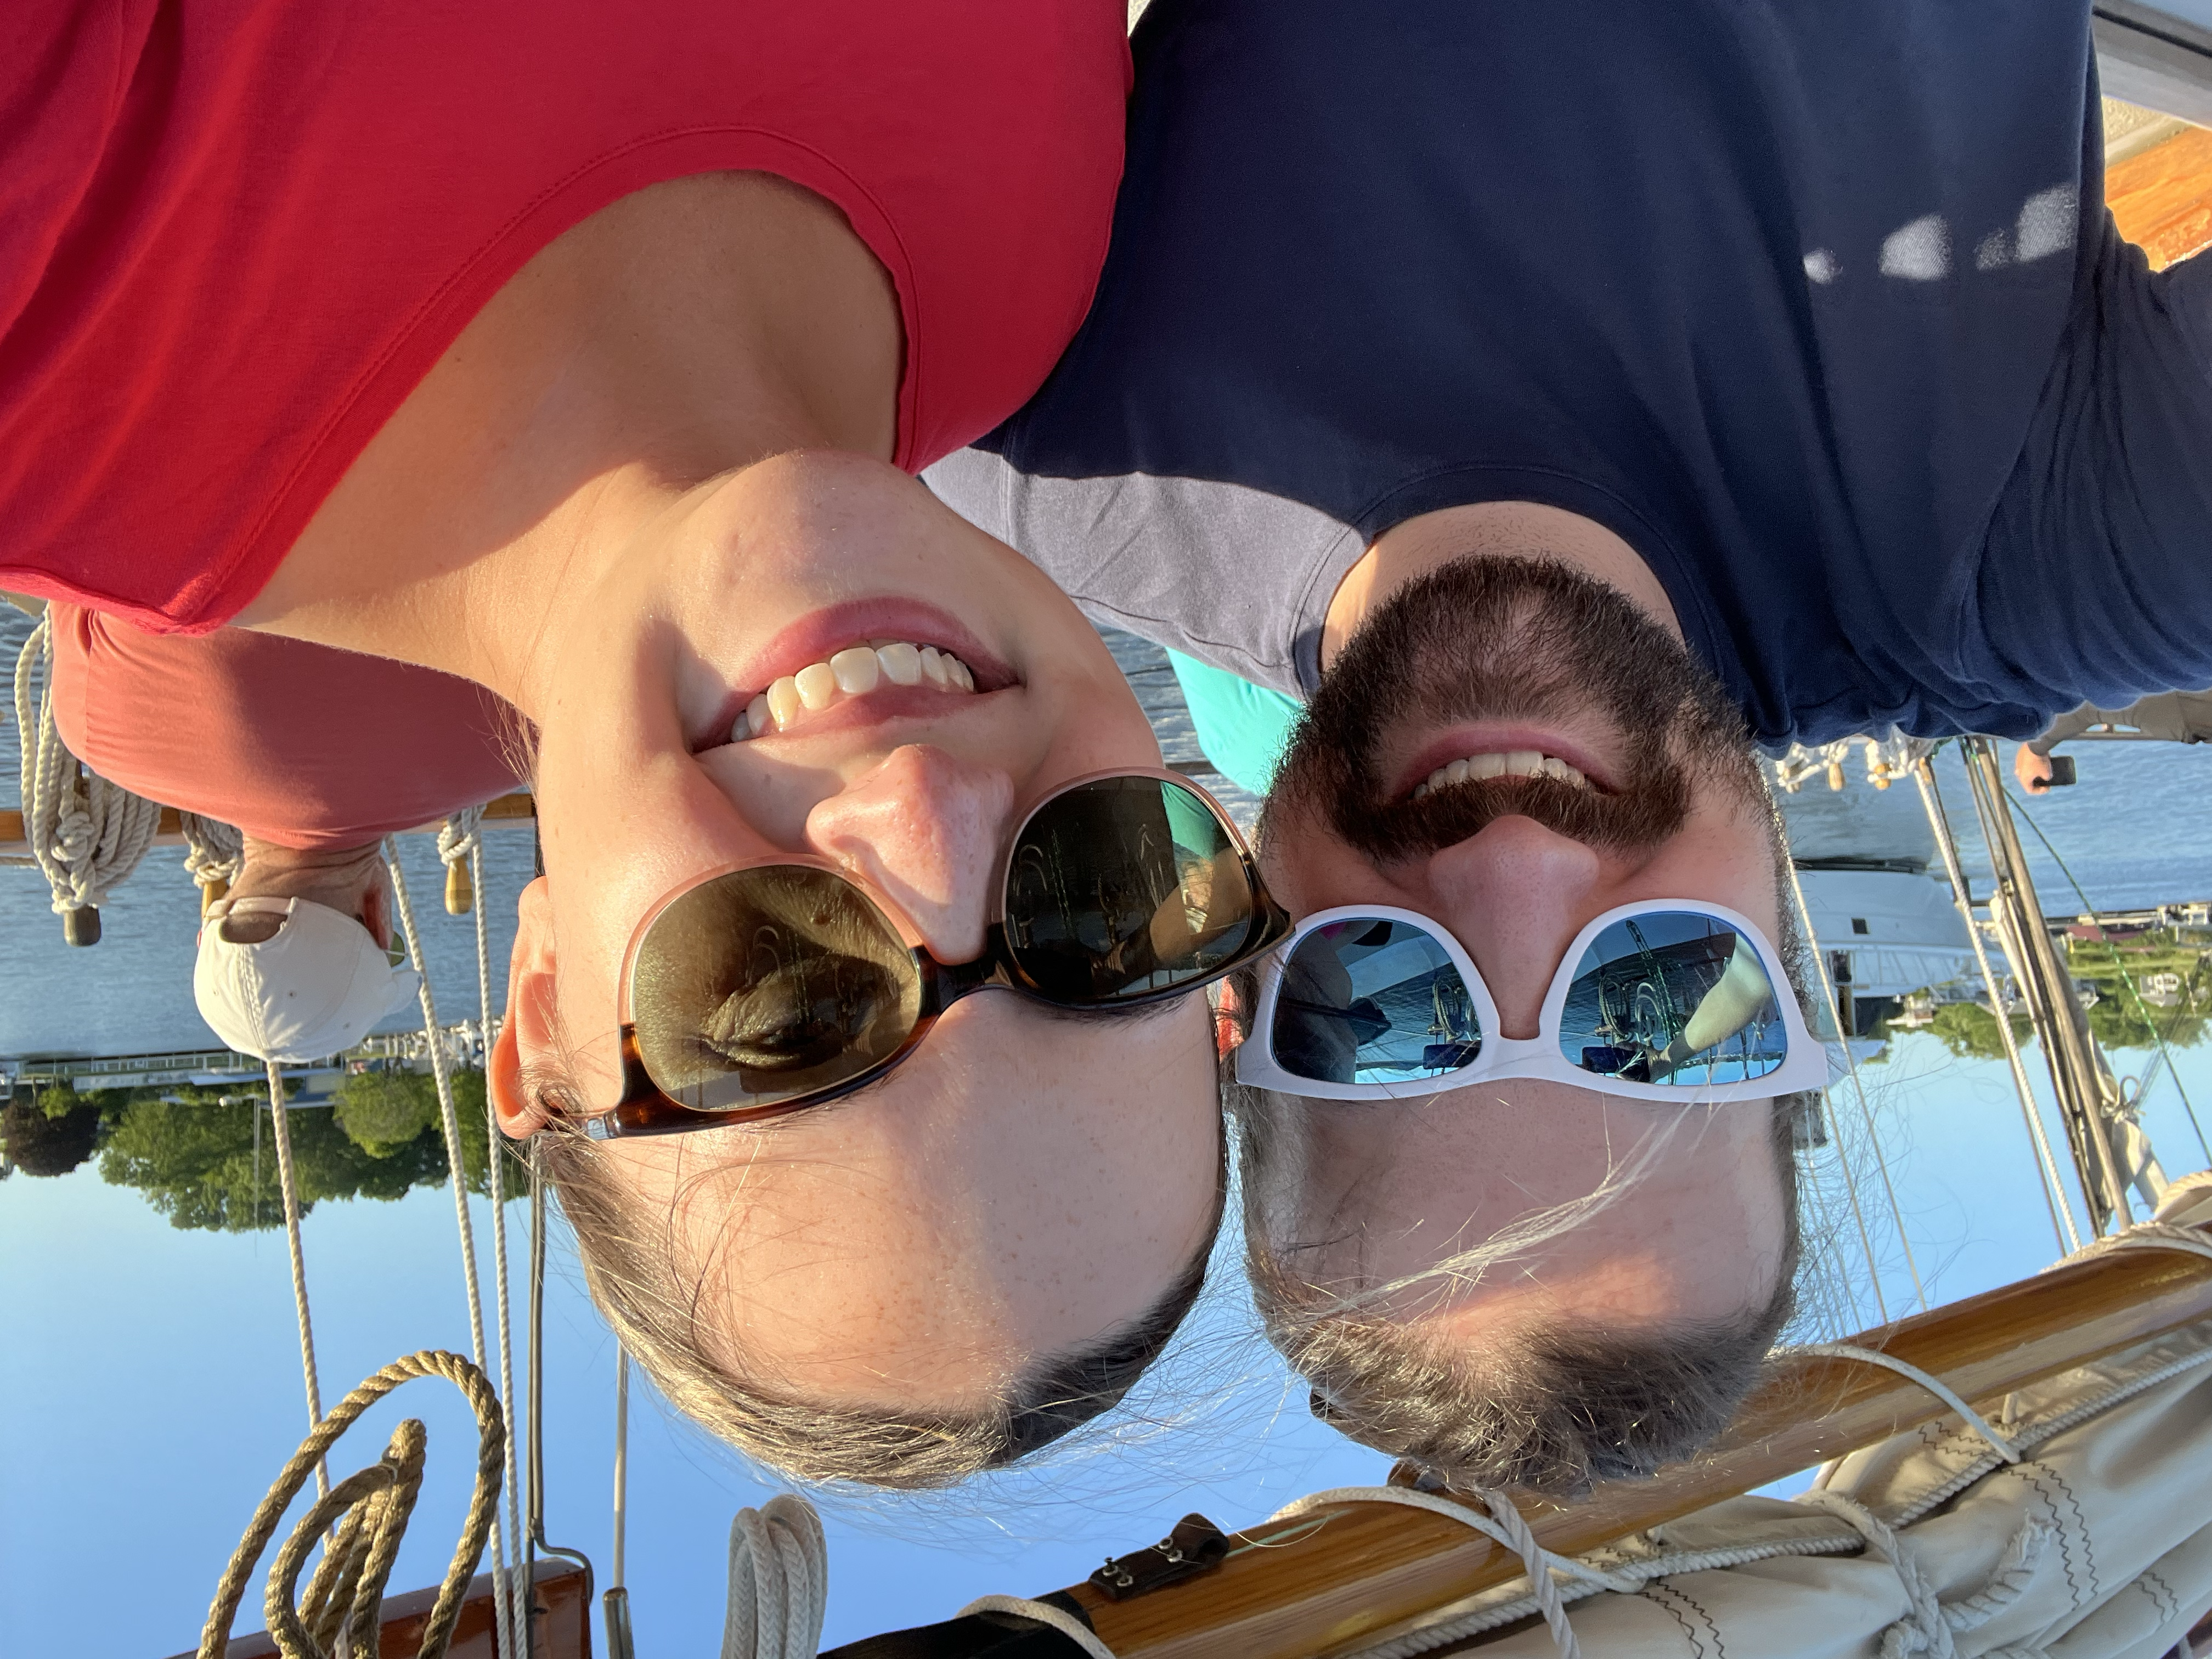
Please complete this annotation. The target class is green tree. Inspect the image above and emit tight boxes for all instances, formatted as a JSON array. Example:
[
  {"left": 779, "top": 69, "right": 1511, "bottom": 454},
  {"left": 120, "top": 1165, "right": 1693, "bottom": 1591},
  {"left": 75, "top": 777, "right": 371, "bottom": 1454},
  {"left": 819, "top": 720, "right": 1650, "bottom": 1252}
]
[
  {"left": 332, "top": 1068, "right": 441, "bottom": 1155},
  {"left": 97, "top": 1070, "right": 521, "bottom": 1231},
  {"left": 36, "top": 1080, "right": 83, "bottom": 1120},
  {"left": 333, "top": 1066, "right": 515, "bottom": 1197},
  {"left": 3, "top": 1087, "right": 106, "bottom": 1177},
  {"left": 1926, "top": 1001, "right": 2036, "bottom": 1062}
]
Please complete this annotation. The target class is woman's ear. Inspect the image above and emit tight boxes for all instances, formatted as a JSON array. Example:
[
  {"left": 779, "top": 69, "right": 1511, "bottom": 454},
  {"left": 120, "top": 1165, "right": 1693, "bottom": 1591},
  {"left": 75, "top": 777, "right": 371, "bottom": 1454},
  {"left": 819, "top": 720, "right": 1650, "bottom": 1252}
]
[{"left": 492, "top": 876, "right": 562, "bottom": 1137}]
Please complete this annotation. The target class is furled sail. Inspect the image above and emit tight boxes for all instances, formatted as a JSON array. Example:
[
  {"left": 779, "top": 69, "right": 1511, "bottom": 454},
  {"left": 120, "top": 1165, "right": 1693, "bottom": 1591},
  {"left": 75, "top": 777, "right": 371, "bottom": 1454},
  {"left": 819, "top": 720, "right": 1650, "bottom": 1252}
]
[{"left": 1331, "top": 1211, "right": 2212, "bottom": 1657}]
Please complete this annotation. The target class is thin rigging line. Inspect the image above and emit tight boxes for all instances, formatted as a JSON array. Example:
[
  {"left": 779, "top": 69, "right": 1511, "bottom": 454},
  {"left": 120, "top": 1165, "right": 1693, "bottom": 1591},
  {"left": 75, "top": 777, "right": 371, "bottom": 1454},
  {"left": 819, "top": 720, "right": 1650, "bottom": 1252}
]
[{"left": 1915, "top": 755, "right": 2079, "bottom": 1254}]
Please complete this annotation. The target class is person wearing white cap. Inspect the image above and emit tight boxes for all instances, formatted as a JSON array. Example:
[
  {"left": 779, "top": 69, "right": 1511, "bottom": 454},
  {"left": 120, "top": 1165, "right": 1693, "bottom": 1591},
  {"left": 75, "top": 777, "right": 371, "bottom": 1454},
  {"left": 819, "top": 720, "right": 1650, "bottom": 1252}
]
[
  {"left": 44, "top": 605, "right": 525, "bottom": 1062},
  {"left": 193, "top": 847, "right": 424, "bottom": 1064}
]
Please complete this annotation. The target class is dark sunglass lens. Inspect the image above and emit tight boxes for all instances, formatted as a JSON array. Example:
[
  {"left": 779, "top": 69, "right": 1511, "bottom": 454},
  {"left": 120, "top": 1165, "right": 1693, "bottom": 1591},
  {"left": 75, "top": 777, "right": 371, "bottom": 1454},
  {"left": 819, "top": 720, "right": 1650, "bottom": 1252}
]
[
  {"left": 1558, "top": 912, "right": 1790, "bottom": 1086},
  {"left": 1269, "top": 919, "right": 1481, "bottom": 1086},
  {"left": 1003, "top": 777, "right": 1258, "bottom": 1002},
  {"left": 630, "top": 868, "right": 922, "bottom": 1110}
]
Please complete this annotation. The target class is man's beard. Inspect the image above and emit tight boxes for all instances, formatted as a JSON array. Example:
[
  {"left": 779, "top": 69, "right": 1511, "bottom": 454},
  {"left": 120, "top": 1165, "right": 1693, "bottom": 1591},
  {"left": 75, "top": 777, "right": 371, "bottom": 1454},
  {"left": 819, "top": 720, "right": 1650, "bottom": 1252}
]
[{"left": 1268, "top": 556, "right": 1767, "bottom": 866}]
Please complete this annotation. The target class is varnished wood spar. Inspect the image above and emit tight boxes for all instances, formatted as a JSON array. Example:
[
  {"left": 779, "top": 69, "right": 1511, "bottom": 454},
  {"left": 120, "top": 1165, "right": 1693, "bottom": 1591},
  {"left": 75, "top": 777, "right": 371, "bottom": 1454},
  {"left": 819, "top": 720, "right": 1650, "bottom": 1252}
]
[
  {"left": 0, "top": 793, "right": 535, "bottom": 849},
  {"left": 1058, "top": 1229, "right": 2212, "bottom": 1659},
  {"left": 2109, "top": 123, "right": 2212, "bottom": 271},
  {"left": 166, "top": 1561, "right": 590, "bottom": 1659}
]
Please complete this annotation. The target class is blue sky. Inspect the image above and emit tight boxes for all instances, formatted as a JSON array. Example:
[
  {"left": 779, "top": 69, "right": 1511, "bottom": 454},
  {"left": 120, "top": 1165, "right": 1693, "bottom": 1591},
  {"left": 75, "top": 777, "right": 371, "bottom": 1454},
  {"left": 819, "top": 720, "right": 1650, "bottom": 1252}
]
[{"left": 11, "top": 1023, "right": 2206, "bottom": 1656}]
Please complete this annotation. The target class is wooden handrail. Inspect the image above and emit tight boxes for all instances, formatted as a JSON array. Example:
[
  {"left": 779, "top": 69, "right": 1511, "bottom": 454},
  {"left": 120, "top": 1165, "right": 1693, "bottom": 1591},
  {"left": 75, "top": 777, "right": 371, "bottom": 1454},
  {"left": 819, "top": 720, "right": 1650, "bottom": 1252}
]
[
  {"left": 0, "top": 793, "right": 534, "bottom": 849},
  {"left": 1025, "top": 1228, "right": 2212, "bottom": 1659}
]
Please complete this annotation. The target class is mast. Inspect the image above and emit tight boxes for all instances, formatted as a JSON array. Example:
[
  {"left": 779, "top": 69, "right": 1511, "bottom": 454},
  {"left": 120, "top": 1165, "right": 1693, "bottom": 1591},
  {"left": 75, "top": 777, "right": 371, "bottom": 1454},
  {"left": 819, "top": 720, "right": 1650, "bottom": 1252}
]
[{"left": 1956, "top": 738, "right": 2135, "bottom": 1232}]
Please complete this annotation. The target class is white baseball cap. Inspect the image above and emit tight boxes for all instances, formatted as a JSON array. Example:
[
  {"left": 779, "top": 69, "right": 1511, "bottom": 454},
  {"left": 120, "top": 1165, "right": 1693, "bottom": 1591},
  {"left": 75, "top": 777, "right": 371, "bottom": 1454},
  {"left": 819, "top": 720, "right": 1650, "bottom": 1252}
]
[{"left": 194, "top": 895, "right": 424, "bottom": 1063}]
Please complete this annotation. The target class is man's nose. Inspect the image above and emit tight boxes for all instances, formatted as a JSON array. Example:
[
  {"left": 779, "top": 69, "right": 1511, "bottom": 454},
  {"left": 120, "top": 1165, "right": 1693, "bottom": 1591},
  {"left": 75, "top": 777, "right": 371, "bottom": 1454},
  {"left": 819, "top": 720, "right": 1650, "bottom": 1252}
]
[
  {"left": 1424, "top": 816, "right": 1604, "bottom": 1038},
  {"left": 803, "top": 745, "right": 1017, "bottom": 963}
]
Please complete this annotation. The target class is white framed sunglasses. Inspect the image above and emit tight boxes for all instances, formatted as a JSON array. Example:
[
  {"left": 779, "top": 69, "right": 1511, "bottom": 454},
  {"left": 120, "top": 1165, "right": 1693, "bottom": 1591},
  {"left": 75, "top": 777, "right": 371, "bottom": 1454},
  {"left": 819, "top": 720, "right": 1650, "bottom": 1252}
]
[{"left": 1236, "top": 899, "right": 1828, "bottom": 1103}]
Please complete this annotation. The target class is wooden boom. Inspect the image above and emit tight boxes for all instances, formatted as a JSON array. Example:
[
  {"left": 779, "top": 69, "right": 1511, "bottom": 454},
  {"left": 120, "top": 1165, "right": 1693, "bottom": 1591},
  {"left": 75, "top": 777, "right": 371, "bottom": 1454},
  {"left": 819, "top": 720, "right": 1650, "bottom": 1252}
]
[{"left": 1025, "top": 1227, "right": 2212, "bottom": 1659}]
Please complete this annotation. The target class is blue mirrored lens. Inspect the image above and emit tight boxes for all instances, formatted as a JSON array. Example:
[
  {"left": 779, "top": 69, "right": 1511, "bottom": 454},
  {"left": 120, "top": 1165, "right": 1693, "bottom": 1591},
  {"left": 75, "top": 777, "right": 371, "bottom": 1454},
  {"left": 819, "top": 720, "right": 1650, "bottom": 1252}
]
[
  {"left": 1558, "top": 912, "right": 1790, "bottom": 1086},
  {"left": 1269, "top": 919, "right": 1482, "bottom": 1086}
]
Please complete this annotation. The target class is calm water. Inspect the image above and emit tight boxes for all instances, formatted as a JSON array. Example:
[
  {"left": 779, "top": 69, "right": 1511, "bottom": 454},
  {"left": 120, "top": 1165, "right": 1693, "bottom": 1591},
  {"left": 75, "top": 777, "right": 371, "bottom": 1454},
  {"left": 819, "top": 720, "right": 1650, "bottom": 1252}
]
[{"left": 7, "top": 603, "right": 2211, "bottom": 1656}]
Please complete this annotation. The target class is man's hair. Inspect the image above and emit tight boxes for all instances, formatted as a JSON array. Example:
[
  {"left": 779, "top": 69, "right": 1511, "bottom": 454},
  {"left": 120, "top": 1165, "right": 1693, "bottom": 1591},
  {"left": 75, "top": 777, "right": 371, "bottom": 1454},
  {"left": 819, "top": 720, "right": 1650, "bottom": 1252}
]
[
  {"left": 1230, "top": 1071, "right": 1804, "bottom": 1495},
  {"left": 531, "top": 1101, "right": 1225, "bottom": 1489}
]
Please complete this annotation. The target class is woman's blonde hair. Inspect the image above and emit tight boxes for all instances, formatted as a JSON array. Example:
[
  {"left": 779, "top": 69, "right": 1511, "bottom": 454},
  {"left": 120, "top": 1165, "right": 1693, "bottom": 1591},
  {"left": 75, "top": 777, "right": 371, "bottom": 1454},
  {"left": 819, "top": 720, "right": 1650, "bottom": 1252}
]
[{"left": 532, "top": 1102, "right": 1223, "bottom": 1489}]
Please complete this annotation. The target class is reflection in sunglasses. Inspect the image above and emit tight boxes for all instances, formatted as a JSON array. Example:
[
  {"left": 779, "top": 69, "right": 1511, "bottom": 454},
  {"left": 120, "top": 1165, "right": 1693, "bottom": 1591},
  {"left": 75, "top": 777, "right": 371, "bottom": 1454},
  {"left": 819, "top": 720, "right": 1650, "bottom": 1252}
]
[
  {"left": 1565, "top": 918, "right": 1784, "bottom": 1085},
  {"left": 634, "top": 870, "right": 921, "bottom": 1106},
  {"left": 1006, "top": 778, "right": 1254, "bottom": 1002}
]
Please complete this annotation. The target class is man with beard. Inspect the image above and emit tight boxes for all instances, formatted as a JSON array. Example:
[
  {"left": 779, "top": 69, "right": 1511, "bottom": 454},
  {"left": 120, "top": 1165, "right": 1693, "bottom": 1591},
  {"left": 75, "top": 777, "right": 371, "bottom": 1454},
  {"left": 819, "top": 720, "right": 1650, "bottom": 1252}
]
[{"left": 928, "top": 0, "right": 2212, "bottom": 1492}]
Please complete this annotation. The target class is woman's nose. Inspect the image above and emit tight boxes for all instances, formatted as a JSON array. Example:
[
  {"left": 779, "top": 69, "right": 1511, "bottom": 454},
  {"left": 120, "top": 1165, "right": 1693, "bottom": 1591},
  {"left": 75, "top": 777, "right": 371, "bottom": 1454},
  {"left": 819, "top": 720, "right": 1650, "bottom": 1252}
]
[
  {"left": 1424, "top": 815, "right": 1604, "bottom": 1037},
  {"left": 803, "top": 745, "right": 1017, "bottom": 963}
]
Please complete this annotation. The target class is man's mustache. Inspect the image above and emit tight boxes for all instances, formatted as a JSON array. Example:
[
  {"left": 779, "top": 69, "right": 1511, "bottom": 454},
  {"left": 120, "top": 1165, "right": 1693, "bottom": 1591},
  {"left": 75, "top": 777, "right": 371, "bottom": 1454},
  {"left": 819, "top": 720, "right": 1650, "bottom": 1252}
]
[{"left": 1330, "top": 768, "right": 1692, "bottom": 866}]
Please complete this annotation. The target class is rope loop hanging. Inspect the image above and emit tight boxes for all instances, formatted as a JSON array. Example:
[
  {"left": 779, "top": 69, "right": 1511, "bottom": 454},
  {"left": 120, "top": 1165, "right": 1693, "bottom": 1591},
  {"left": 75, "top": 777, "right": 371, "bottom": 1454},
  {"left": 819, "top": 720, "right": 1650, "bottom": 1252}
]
[
  {"left": 1795, "top": 1490, "right": 1956, "bottom": 1659},
  {"left": 723, "top": 1494, "right": 830, "bottom": 1659},
  {"left": 182, "top": 810, "right": 246, "bottom": 911},
  {"left": 197, "top": 1350, "right": 504, "bottom": 1659},
  {"left": 1785, "top": 1344, "right": 2021, "bottom": 1463},
  {"left": 12, "top": 610, "right": 161, "bottom": 939},
  {"left": 1265, "top": 1486, "right": 1645, "bottom": 1659},
  {"left": 437, "top": 805, "right": 483, "bottom": 915}
]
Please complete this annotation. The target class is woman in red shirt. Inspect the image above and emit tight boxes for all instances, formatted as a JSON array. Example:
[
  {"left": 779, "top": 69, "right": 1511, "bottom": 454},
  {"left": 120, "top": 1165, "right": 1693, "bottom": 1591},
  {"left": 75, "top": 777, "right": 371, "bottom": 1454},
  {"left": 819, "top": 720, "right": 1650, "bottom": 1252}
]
[{"left": 3, "top": 1, "right": 1251, "bottom": 1485}]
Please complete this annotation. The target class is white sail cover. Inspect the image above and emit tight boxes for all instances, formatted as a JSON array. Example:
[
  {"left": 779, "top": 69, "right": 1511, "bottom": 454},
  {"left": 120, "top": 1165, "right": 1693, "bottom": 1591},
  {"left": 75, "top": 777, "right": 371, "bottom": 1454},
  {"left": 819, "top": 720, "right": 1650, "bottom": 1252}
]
[{"left": 1342, "top": 1182, "right": 2212, "bottom": 1659}]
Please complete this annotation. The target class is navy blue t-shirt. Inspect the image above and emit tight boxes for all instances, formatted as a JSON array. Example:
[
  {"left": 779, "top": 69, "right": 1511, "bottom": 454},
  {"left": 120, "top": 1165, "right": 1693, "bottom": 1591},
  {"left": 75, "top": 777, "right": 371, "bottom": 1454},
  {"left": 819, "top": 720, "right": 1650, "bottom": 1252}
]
[{"left": 929, "top": 0, "right": 2212, "bottom": 746}]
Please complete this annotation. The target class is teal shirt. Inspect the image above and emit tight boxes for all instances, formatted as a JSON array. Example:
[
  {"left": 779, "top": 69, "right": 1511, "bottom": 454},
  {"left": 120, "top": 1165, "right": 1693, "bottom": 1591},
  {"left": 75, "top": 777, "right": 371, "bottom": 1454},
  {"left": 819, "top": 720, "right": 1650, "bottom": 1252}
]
[{"left": 1167, "top": 651, "right": 1300, "bottom": 797}]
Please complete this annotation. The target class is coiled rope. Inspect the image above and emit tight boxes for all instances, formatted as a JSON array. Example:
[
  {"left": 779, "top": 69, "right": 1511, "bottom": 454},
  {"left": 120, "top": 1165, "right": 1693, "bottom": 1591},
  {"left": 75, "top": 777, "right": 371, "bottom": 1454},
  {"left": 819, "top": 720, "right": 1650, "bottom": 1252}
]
[
  {"left": 197, "top": 1350, "right": 504, "bottom": 1659},
  {"left": 183, "top": 811, "right": 246, "bottom": 909},
  {"left": 722, "top": 1496, "right": 830, "bottom": 1659},
  {"left": 10, "top": 611, "right": 245, "bottom": 924},
  {"left": 385, "top": 840, "right": 518, "bottom": 1659},
  {"left": 12, "top": 611, "right": 160, "bottom": 927}
]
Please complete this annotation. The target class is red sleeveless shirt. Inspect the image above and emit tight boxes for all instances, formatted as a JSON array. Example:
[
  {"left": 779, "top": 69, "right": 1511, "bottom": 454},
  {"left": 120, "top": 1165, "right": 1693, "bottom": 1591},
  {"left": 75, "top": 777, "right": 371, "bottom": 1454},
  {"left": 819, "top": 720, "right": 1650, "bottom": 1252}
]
[{"left": 0, "top": 1, "right": 1128, "bottom": 632}]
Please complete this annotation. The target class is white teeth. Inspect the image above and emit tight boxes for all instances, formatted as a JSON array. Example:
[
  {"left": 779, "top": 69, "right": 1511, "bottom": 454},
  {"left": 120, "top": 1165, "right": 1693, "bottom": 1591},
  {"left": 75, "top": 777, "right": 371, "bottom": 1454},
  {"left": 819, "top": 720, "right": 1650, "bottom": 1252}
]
[
  {"left": 766, "top": 677, "right": 804, "bottom": 729},
  {"left": 877, "top": 642, "right": 923, "bottom": 685},
  {"left": 1414, "top": 751, "right": 1594, "bottom": 798},
  {"left": 734, "top": 640, "right": 978, "bottom": 737},
  {"left": 829, "top": 647, "right": 881, "bottom": 695}
]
